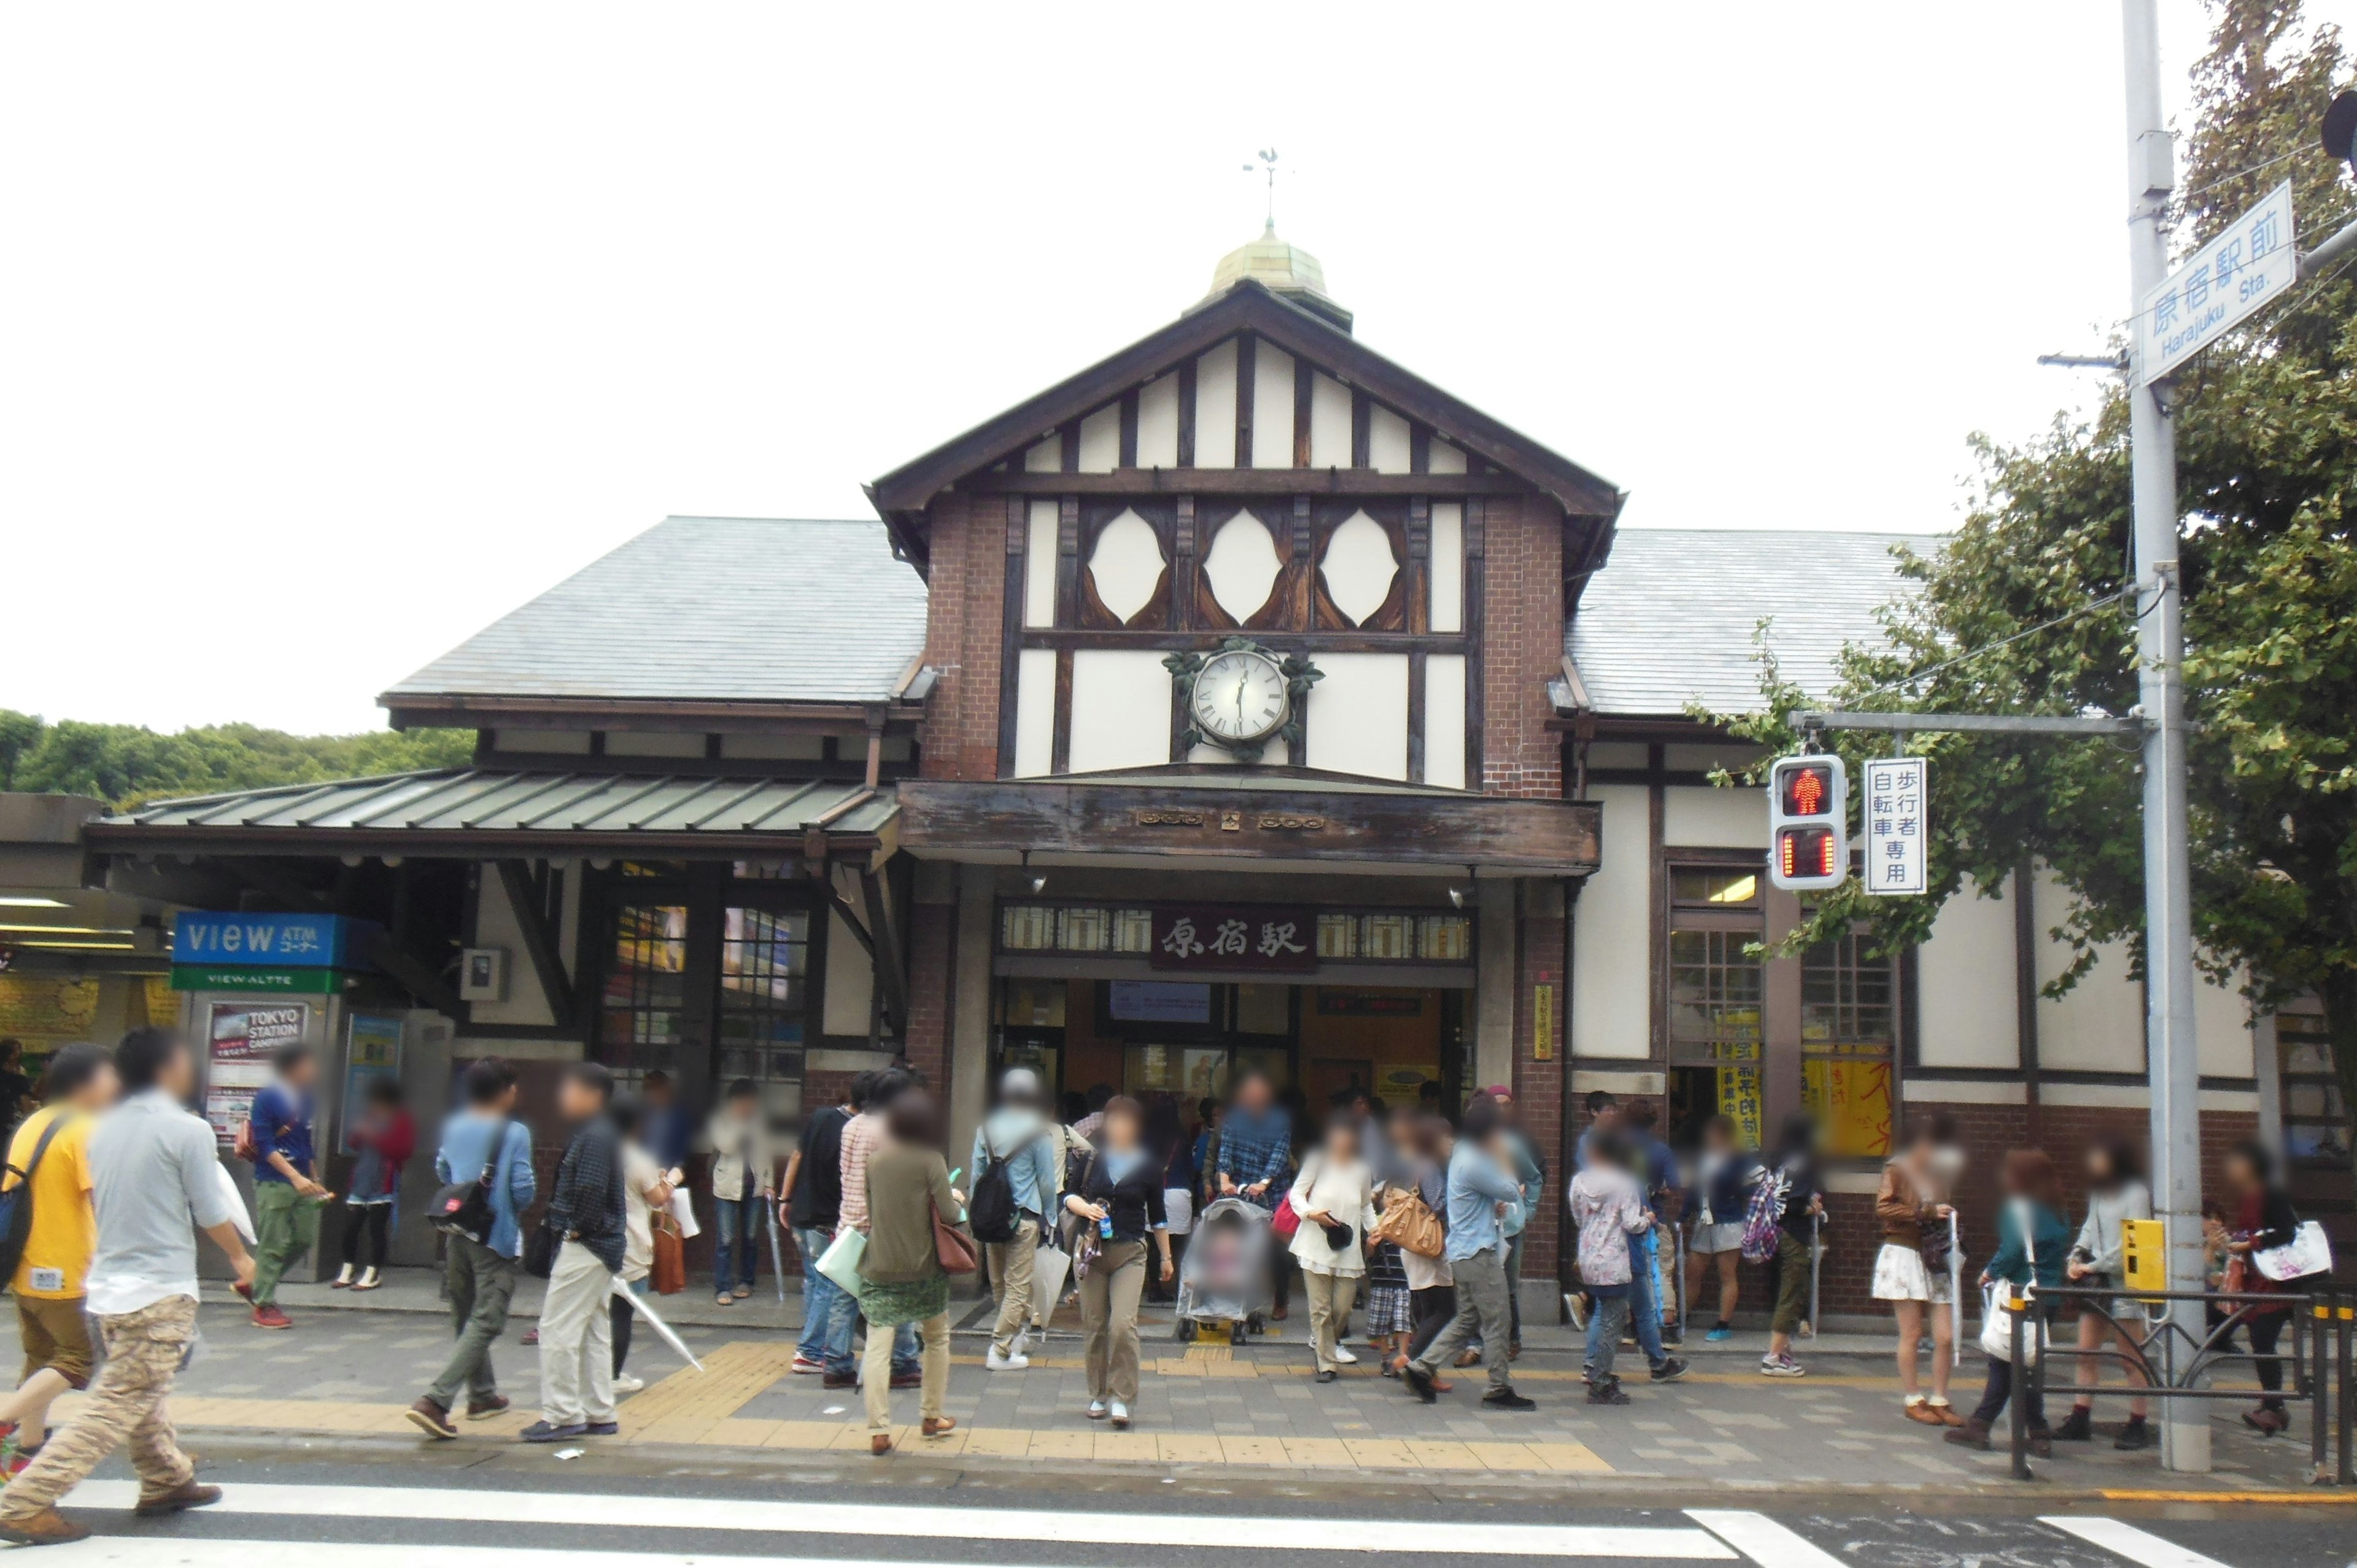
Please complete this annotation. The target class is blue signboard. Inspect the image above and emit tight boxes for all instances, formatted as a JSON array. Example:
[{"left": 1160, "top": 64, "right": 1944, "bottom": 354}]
[{"left": 172, "top": 912, "right": 379, "bottom": 970}]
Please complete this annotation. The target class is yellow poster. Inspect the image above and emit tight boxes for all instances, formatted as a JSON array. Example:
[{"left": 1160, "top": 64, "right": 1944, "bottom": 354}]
[
  {"left": 1717, "top": 1064, "right": 1763, "bottom": 1151},
  {"left": 1531, "top": 983, "right": 1555, "bottom": 1060},
  {"left": 140, "top": 976, "right": 179, "bottom": 1029},
  {"left": 1804, "top": 1057, "right": 1893, "bottom": 1158}
]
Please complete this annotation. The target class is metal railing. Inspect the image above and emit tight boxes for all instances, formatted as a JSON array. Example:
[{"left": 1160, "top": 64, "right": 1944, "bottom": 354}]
[{"left": 2002, "top": 1280, "right": 2354, "bottom": 1484}]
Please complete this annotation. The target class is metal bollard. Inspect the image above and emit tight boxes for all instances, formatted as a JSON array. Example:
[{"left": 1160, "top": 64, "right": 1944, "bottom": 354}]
[
  {"left": 2339, "top": 1295, "right": 2354, "bottom": 1488},
  {"left": 2313, "top": 1297, "right": 2332, "bottom": 1483},
  {"left": 2010, "top": 1294, "right": 2033, "bottom": 1481}
]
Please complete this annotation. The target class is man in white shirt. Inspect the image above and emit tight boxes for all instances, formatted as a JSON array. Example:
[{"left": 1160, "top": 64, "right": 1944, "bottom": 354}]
[{"left": 0, "top": 1027, "right": 254, "bottom": 1548}]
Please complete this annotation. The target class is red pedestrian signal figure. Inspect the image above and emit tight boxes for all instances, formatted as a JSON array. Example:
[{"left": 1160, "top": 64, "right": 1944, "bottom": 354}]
[{"left": 1768, "top": 754, "right": 1847, "bottom": 891}]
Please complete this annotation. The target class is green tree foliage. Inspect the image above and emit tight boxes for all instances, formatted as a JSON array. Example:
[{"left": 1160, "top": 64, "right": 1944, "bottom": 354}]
[
  {"left": 0, "top": 711, "right": 472, "bottom": 808},
  {"left": 1707, "top": 1, "right": 2357, "bottom": 1127}
]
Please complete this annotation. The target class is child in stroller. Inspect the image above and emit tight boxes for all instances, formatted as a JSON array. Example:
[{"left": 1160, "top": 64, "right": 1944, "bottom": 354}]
[{"left": 1175, "top": 1196, "right": 1275, "bottom": 1345}]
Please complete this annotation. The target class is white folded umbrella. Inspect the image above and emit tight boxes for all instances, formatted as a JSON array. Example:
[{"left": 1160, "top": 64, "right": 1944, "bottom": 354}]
[{"left": 613, "top": 1278, "right": 703, "bottom": 1372}]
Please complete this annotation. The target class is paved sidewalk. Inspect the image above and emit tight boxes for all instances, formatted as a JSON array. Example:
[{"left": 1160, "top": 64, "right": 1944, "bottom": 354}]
[{"left": 114, "top": 1296, "right": 2340, "bottom": 1499}]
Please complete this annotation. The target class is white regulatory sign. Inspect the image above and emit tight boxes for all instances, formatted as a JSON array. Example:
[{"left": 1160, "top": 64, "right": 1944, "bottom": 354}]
[
  {"left": 1862, "top": 757, "right": 1927, "bottom": 897},
  {"left": 2137, "top": 180, "right": 2296, "bottom": 385}
]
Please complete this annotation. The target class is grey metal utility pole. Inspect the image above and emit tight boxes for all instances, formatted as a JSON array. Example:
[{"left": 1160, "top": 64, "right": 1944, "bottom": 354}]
[{"left": 2121, "top": 0, "right": 2208, "bottom": 1475}]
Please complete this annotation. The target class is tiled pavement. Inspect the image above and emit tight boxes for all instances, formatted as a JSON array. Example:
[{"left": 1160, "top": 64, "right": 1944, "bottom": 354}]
[{"left": 113, "top": 1295, "right": 2337, "bottom": 1496}]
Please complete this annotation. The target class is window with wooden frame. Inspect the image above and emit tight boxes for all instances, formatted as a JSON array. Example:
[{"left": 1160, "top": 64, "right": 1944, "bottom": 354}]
[{"left": 1665, "top": 863, "right": 1766, "bottom": 1149}]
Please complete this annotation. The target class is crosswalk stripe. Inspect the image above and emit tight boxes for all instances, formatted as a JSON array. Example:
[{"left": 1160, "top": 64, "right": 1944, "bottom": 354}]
[
  {"left": 2039, "top": 1516, "right": 2234, "bottom": 1568},
  {"left": 61, "top": 1482, "right": 1736, "bottom": 1559},
  {"left": 1683, "top": 1511, "right": 1847, "bottom": 1568}
]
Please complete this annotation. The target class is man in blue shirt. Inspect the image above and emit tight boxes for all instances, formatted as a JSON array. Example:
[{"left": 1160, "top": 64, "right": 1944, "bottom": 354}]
[
  {"left": 1214, "top": 1072, "right": 1293, "bottom": 1321},
  {"left": 972, "top": 1068, "right": 1059, "bottom": 1370},
  {"left": 407, "top": 1058, "right": 538, "bottom": 1439},
  {"left": 247, "top": 1042, "right": 325, "bottom": 1330},
  {"left": 1403, "top": 1096, "right": 1531, "bottom": 1408}
]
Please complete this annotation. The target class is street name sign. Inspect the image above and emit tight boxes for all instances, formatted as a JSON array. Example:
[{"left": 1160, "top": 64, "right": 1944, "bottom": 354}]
[{"left": 2137, "top": 180, "right": 2295, "bottom": 385}]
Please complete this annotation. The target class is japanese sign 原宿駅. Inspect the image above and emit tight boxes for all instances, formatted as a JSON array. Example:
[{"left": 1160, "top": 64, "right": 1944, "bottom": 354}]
[
  {"left": 173, "top": 911, "right": 376, "bottom": 970},
  {"left": 1148, "top": 905, "right": 1318, "bottom": 973},
  {"left": 1862, "top": 757, "right": 1928, "bottom": 897},
  {"left": 204, "top": 1001, "right": 310, "bottom": 1146},
  {"left": 2137, "top": 180, "right": 2296, "bottom": 385}
]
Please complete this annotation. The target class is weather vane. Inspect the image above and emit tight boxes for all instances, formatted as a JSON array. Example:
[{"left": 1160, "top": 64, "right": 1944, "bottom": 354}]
[{"left": 1242, "top": 147, "right": 1279, "bottom": 230}]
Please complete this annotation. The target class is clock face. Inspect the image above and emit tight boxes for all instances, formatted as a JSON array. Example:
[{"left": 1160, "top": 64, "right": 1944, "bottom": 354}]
[{"left": 1191, "top": 649, "right": 1289, "bottom": 743}]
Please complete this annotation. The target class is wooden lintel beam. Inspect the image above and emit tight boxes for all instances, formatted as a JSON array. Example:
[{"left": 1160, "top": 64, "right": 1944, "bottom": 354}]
[{"left": 962, "top": 468, "right": 1538, "bottom": 499}]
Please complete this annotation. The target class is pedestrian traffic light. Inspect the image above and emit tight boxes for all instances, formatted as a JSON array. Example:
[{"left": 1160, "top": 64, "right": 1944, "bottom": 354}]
[
  {"left": 1767, "top": 754, "right": 1848, "bottom": 892},
  {"left": 2325, "top": 90, "right": 2357, "bottom": 173}
]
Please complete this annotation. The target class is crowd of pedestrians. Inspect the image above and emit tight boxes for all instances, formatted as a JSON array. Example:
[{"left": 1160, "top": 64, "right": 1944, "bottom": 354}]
[{"left": 0, "top": 1019, "right": 2334, "bottom": 1537}]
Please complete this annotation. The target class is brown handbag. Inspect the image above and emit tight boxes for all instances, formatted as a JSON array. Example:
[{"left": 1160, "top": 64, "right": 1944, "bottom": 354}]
[
  {"left": 1369, "top": 1186, "right": 1446, "bottom": 1259},
  {"left": 934, "top": 1208, "right": 979, "bottom": 1275},
  {"left": 650, "top": 1212, "right": 687, "bottom": 1296}
]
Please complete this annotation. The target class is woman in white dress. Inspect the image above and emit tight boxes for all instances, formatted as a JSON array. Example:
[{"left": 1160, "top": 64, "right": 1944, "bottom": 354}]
[{"left": 1872, "top": 1120, "right": 1959, "bottom": 1426}]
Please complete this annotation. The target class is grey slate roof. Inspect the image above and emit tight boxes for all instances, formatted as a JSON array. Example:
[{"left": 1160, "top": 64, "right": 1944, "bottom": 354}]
[
  {"left": 95, "top": 770, "right": 896, "bottom": 842},
  {"left": 384, "top": 517, "right": 929, "bottom": 706},
  {"left": 1566, "top": 528, "right": 1937, "bottom": 717}
]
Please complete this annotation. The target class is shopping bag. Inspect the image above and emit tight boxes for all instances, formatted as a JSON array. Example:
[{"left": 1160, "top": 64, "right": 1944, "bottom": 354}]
[
  {"left": 665, "top": 1186, "right": 702, "bottom": 1240},
  {"left": 2254, "top": 1220, "right": 2333, "bottom": 1282},
  {"left": 1031, "top": 1240, "right": 1071, "bottom": 1327},
  {"left": 816, "top": 1227, "right": 867, "bottom": 1296},
  {"left": 1977, "top": 1282, "right": 2041, "bottom": 1364}
]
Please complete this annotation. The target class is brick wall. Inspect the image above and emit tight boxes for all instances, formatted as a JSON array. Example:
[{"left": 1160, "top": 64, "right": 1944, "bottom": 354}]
[
  {"left": 900, "top": 899, "right": 956, "bottom": 1105},
  {"left": 1479, "top": 493, "right": 1565, "bottom": 800},
  {"left": 916, "top": 492, "right": 1007, "bottom": 781},
  {"left": 1512, "top": 902, "right": 1567, "bottom": 1283}
]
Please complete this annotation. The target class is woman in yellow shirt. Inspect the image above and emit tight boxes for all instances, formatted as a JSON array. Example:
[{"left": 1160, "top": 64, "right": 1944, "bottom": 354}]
[{"left": 0, "top": 1045, "right": 119, "bottom": 1472}]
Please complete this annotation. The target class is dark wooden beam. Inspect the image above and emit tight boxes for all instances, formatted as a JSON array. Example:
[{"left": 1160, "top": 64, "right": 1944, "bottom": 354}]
[
  {"left": 358, "top": 927, "right": 466, "bottom": 1019},
  {"left": 998, "top": 496, "right": 1026, "bottom": 778},
  {"left": 1293, "top": 355, "right": 1314, "bottom": 468},
  {"left": 1234, "top": 335, "right": 1256, "bottom": 470},
  {"left": 495, "top": 858, "right": 575, "bottom": 1032},
  {"left": 860, "top": 867, "right": 910, "bottom": 1039},
  {"left": 1118, "top": 390, "right": 1139, "bottom": 469},
  {"left": 1176, "top": 358, "right": 1197, "bottom": 468},
  {"left": 963, "top": 467, "right": 1531, "bottom": 498}
]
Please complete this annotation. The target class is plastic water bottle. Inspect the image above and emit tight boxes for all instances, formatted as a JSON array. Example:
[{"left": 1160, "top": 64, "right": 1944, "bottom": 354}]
[{"left": 1098, "top": 1213, "right": 1113, "bottom": 1241}]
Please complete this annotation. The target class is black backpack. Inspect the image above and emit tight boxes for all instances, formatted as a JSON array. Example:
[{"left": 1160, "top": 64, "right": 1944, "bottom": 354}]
[
  {"left": 428, "top": 1119, "right": 512, "bottom": 1245},
  {"left": 0, "top": 1114, "right": 72, "bottom": 1288},
  {"left": 968, "top": 1127, "right": 1021, "bottom": 1245}
]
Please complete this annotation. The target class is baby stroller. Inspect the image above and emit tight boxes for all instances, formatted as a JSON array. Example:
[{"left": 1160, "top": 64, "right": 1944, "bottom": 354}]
[{"left": 1175, "top": 1195, "right": 1275, "bottom": 1346}]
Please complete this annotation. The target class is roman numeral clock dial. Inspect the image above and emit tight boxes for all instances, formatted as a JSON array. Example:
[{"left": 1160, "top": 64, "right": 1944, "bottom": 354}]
[{"left": 1190, "top": 648, "right": 1288, "bottom": 744}]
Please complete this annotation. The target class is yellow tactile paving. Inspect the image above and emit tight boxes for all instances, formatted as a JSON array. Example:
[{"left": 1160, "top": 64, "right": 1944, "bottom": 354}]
[{"left": 144, "top": 1337, "right": 1619, "bottom": 1476}]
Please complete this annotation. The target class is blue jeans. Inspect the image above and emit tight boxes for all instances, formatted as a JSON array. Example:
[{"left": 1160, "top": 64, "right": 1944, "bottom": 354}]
[
  {"left": 1587, "top": 1238, "right": 1669, "bottom": 1370},
  {"left": 795, "top": 1226, "right": 857, "bottom": 1374},
  {"left": 714, "top": 1197, "right": 763, "bottom": 1293}
]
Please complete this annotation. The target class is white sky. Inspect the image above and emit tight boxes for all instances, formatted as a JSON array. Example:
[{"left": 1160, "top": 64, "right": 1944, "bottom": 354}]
[{"left": 4, "top": 2, "right": 2350, "bottom": 735}]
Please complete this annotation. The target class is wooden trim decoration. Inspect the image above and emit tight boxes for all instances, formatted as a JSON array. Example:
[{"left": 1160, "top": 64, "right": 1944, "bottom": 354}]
[
  {"left": 1646, "top": 747, "right": 1667, "bottom": 1060},
  {"left": 1118, "top": 389, "right": 1139, "bottom": 469},
  {"left": 1074, "top": 498, "right": 1175, "bottom": 631},
  {"left": 997, "top": 497, "right": 1026, "bottom": 778},
  {"left": 1405, "top": 495, "right": 1431, "bottom": 636},
  {"left": 1059, "top": 423, "right": 1080, "bottom": 474},
  {"left": 1050, "top": 648, "right": 1074, "bottom": 774},
  {"left": 1018, "top": 629, "right": 1470, "bottom": 654},
  {"left": 962, "top": 468, "right": 1533, "bottom": 497},
  {"left": 1176, "top": 358, "right": 1197, "bottom": 468},
  {"left": 1293, "top": 355, "right": 1314, "bottom": 468},
  {"left": 1351, "top": 388, "right": 1371, "bottom": 469},
  {"left": 1407, "top": 647, "right": 1428, "bottom": 785},
  {"left": 1463, "top": 496, "right": 1486, "bottom": 791},
  {"left": 1055, "top": 494, "right": 1082, "bottom": 627},
  {"left": 1409, "top": 423, "right": 1431, "bottom": 475},
  {"left": 1234, "top": 335, "right": 1256, "bottom": 470},
  {"left": 1307, "top": 496, "right": 1411, "bottom": 632}
]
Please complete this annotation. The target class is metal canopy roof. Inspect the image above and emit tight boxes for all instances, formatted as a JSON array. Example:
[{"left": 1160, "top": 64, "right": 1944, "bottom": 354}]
[{"left": 90, "top": 770, "right": 898, "bottom": 861}]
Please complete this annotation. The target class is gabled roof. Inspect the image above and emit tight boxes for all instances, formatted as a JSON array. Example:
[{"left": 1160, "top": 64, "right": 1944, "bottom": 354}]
[
  {"left": 1565, "top": 529, "right": 1935, "bottom": 718},
  {"left": 381, "top": 516, "right": 929, "bottom": 721},
  {"left": 866, "top": 280, "right": 1624, "bottom": 574}
]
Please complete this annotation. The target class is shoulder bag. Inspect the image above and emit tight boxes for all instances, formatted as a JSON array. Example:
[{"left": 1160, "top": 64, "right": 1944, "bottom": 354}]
[
  {"left": 1978, "top": 1198, "right": 2043, "bottom": 1365},
  {"left": 428, "top": 1119, "right": 513, "bottom": 1245},
  {"left": 1369, "top": 1184, "right": 1446, "bottom": 1259},
  {"left": 650, "top": 1210, "right": 687, "bottom": 1296},
  {"left": 0, "top": 1114, "right": 74, "bottom": 1286}
]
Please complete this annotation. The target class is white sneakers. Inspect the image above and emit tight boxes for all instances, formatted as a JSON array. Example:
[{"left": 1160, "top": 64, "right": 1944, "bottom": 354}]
[
  {"left": 986, "top": 1345, "right": 1030, "bottom": 1372},
  {"left": 1086, "top": 1399, "right": 1109, "bottom": 1419},
  {"left": 1109, "top": 1400, "right": 1129, "bottom": 1428},
  {"left": 613, "top": 1372, "right": 645, "bottom": 1393},
  {"left": 1331, "top": 1345, "right": 1358, "bottom": 1365}
]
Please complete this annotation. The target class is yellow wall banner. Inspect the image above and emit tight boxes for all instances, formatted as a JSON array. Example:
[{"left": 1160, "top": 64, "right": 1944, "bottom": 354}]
[
  {"left": 1804, "top": 1057, "right": 1894, "bottom": 1158},
  {"left": 1531, "top": 983, "right": 1555, "bottom": 1060},
  {"left": 1717, "top": 1064, "right": 1763, "bottom": 1150},
  {"left": 0, "top": 976, "right": 101, "bottom": 1054}
]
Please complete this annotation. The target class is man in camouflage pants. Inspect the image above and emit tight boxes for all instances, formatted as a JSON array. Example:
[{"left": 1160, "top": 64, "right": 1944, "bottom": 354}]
[{"left": 0, "top": 1027, "right": 254, "bottom": 1548}]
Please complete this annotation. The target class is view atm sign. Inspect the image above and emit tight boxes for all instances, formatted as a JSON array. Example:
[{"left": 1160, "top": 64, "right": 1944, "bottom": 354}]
[{"left": 172, "top": 912, "right": 377, "bottom": 970}]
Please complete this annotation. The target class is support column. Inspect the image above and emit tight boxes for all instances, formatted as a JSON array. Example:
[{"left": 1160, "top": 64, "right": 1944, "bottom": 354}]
[
  {"left": 946, "top": 864, "right": 997, "bottom": 1170},
  {"left": 1474, "top": 878, "right": 1516, "bottom": 1092}
]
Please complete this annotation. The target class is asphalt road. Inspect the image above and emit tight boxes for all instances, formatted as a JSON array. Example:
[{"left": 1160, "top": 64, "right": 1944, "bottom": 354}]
[{"left": 26, "top": 1452, "right": 2357, "bottom": 1568}]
